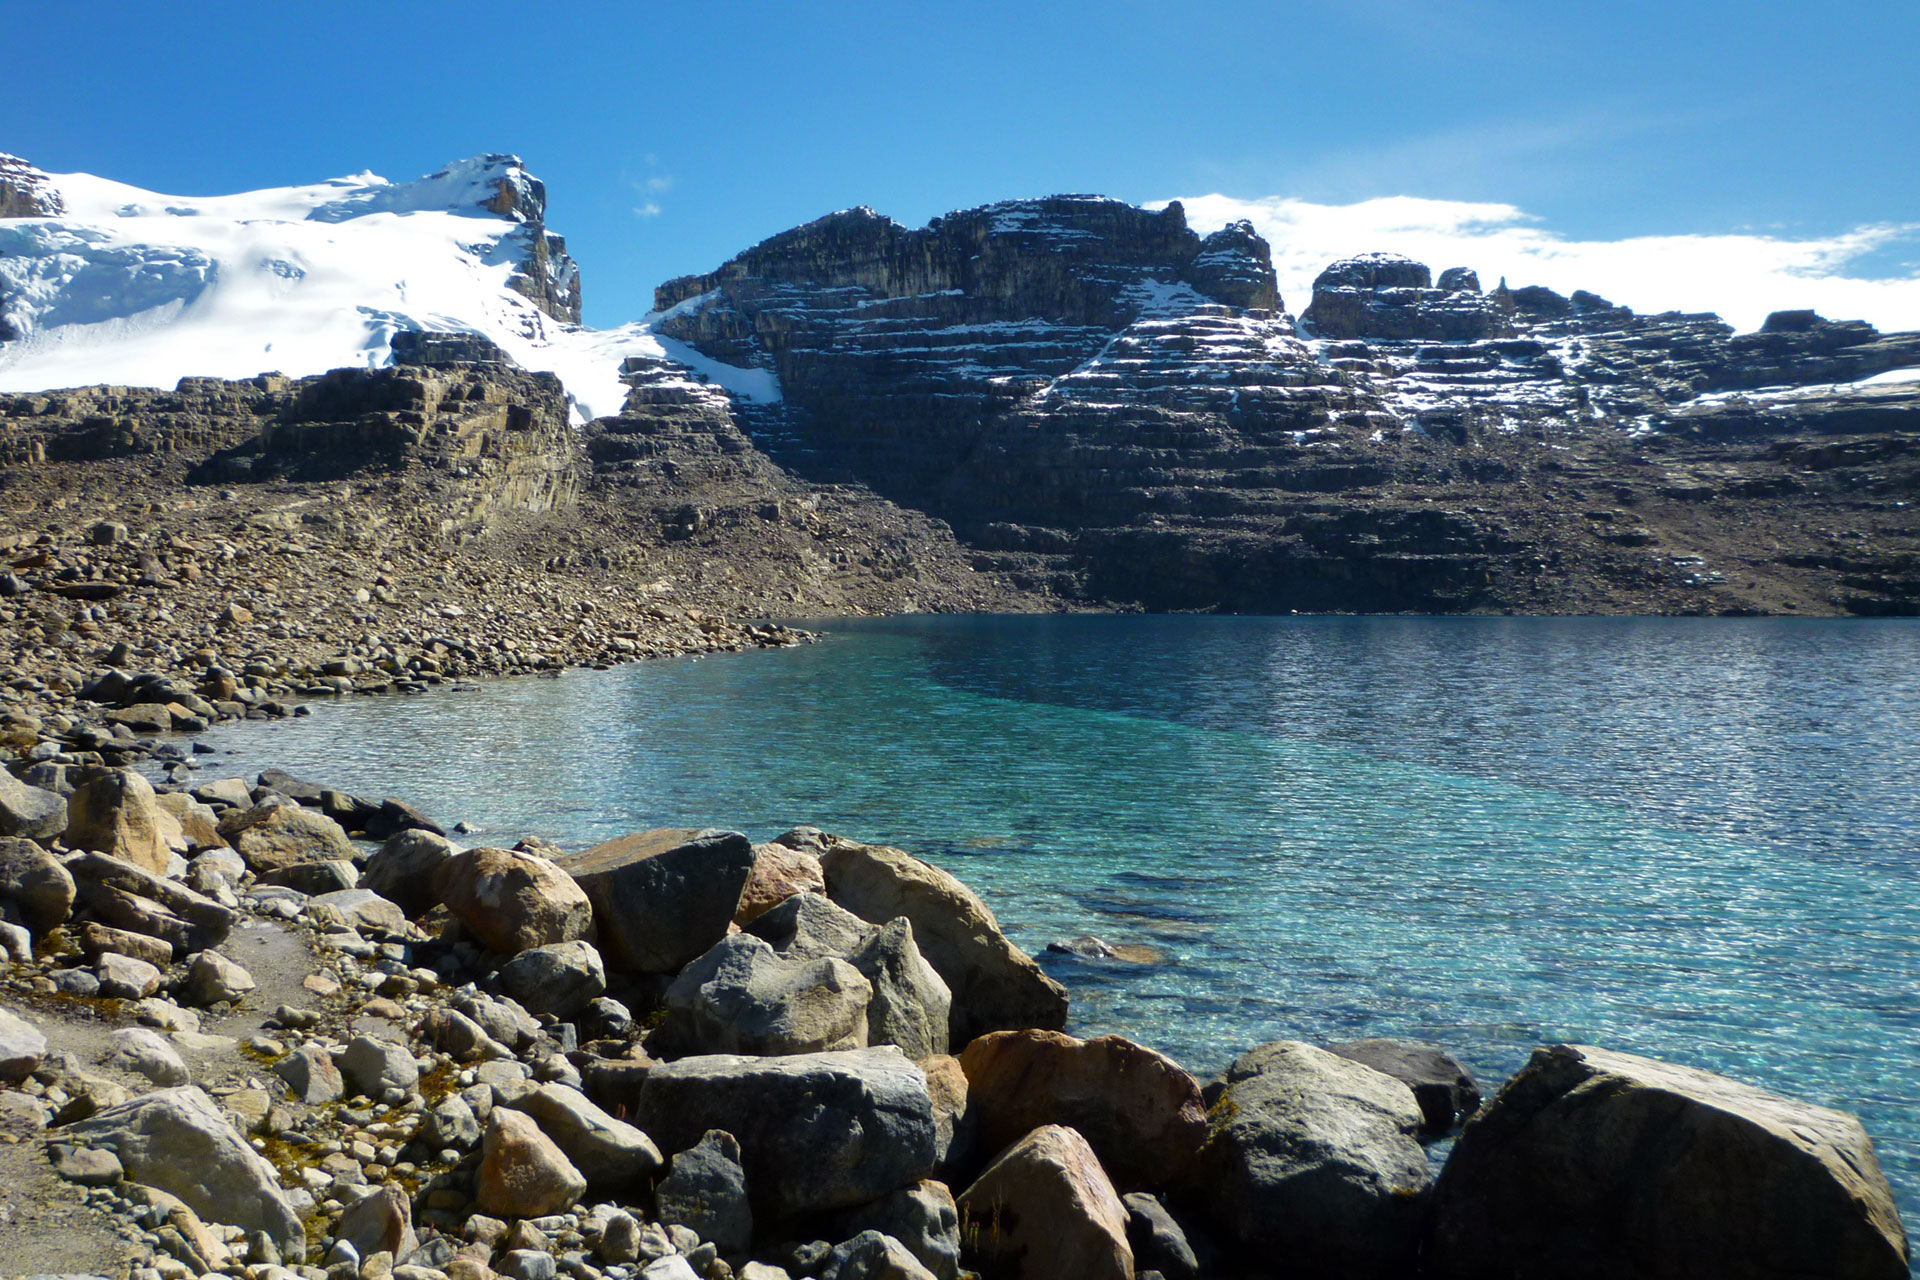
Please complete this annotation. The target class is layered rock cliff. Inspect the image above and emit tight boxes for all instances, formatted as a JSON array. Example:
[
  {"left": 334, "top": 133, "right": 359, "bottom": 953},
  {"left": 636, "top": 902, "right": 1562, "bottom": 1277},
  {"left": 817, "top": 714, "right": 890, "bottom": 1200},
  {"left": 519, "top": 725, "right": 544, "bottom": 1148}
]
[{"left": 648, "top": 200, "right": 1920, "bottom": 616}]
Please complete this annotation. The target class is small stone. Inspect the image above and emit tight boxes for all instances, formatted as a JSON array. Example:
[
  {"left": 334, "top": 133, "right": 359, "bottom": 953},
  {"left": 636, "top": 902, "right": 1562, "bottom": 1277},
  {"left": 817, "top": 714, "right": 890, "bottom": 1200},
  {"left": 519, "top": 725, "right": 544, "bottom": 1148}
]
[
  {"left": 475, "top": 1107, "right": 588, "bottom": 1219},
  {"left": 0, "top": 1006, "right": 49, "bottom": 1082},
  {"left": 338, "top": 1035, "right": 420, "bottom": 1096},
  {"left": 50, "top": 1142, "right": 124, "bottom": 1186},
  {"left": 95, "top": 951, "right": 164, "bottom": 999},
  {"left": 182, "top": 948, "right": 256, "bottom": 1006},
  {"left": 276, "top": 1042, "right": 345, "bottom": 1104},
  {"left": 101, "top": 1027, "right": 191, "bottom": 1086}
]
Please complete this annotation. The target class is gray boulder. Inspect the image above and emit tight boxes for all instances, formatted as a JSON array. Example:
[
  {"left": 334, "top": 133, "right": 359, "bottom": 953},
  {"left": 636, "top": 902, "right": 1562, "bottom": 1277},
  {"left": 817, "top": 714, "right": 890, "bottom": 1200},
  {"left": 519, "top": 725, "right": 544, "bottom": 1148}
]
[
  {"left": 656, "top": 1129, "right": 753, "bottom": 1252},
  {"left": 359, "top": 829, "right": 458, "bottom": 916},
  {"left": 451, "top": 989, "right": 541, "bottom": 1051},
  {"left": 0, "top": 836, "right": 75, "bottom": 932},
  {"left": 0, "top": 1004, "right": 47, "bottom": 1082},
  {"left": 820, "top": 1231, "right": 937, "bottom": 1280},
  {"left": 747, "top": 892, "right": 874, "bottom": 961},
  {"left": 509, "top": 1083, "right": 662, "bottom": 1188},
  {"left": 101, "top": 1027, "right": 189, "bottom": 1086},
  {"left": 275, "top": 1042, "right": 344, "bottom": 1104},
  {"left": 337, "top": 1035, "right": 419, "bottom": 1097},
  {"left": 307, "top": 887, "right": 407, "bottom": 933},
  {"left": 1327, "top": 1037, "right": 1481, "bottom": 1135},
  {"left": 836, "top": 1181, "right": 961, "bottom": 1280},
  {"left": 422, "top": 1093, "right": 482, "bottom": 1152},
  {"left": 181, "top": 949, "right": 255, "bottom": 1006},
  {"left": 1426, "top": 1043, "right": 1911, "bottom": 1280},
  {"left": 663, "top": 934, "right": 872, "bottom": 1056},
  {"left": 0, "top": 770, "right": 66, "bottom": 842},
  {"left": 497, "top": 940, "right": 607, "bottom": 1019},
  {"left": 335, "top": 1183, "right": 416, "bottom": 1262},
  {"left": 817, "top": 836, "right": 1066, "bottom": 1044},
  {"left": 1192, "top": 1040, "right": 1430, "bottom": 1279},
  {"left": 1123, "top": 1192, "right": 1199, "bottom": 1280},
  {"left": 749, "top": 895, "right": 950, "bottom": 1057},
  {"left": 843, "top": 919, "right": 951, "bottom": 1060},
  {"left": 636, "top": 1048, "right": 937, "bottom": 1220},
  {"left": 559, "top": 827, "right": 755, "bottom": 973},
  {"left": 95, "top": 952, "right": 162, "bottom": 999},
  {"left": 61, "top": 1086, "right": 304, "bottom": 1252}
]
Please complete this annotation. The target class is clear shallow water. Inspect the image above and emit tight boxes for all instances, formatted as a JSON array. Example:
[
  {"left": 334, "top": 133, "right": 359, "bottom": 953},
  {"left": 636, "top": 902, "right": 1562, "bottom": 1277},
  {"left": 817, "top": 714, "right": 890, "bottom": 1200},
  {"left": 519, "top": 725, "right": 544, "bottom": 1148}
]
[{"left": 201, "top": 615, "right": 1920, "bottom": 1235}]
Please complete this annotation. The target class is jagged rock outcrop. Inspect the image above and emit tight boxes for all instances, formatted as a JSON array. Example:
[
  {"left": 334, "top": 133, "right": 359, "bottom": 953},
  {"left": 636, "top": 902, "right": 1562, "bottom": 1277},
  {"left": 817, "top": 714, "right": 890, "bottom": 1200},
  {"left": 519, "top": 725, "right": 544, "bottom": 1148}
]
[
  {"left": 1302, "top": 252, "right": 1512, "bottom": 341},
  {"left": 0, "top": 153, "right": 63, "bottom": 219},
  {"left": 652, "top": 195, "right": 1920, "bottom": 616},
  {"left": 171, "top": 333, "right": 582, "bottom": 522}
]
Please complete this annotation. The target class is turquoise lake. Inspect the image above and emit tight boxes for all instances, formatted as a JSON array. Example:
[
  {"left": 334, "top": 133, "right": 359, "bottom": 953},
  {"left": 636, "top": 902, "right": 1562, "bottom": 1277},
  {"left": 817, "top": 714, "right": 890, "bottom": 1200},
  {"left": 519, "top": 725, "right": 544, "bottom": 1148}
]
[{"left": 199, "top": 614, "right": 1920, "bottom": 1235}]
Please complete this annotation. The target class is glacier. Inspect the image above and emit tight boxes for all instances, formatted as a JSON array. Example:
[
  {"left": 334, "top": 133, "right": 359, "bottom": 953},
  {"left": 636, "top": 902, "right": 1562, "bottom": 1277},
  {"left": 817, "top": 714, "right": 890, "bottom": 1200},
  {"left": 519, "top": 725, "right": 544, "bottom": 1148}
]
[{"left": 0, "top": 153, "right": 778, "bottom": 421}]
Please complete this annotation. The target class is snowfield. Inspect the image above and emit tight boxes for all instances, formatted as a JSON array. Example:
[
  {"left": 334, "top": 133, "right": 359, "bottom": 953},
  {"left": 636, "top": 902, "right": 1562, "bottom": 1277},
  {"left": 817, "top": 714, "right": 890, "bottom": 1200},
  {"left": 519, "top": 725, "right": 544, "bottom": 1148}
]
[{"left": 0, "top": 155, "right": 779, "bottom": 421}]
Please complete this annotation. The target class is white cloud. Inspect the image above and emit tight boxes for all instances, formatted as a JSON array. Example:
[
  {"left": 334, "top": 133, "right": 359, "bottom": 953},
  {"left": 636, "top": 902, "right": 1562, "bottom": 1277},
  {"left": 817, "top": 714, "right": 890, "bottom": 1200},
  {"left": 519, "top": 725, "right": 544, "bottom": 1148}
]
[
  {"left": 633, "top": 201, "right": 663, "bottom": 218},
  {"left": 645, "top": 175, "right": 674, "bottom": 193},
  {"left": 1165, "top": 193, "right": 1920, "bottom": 335}
]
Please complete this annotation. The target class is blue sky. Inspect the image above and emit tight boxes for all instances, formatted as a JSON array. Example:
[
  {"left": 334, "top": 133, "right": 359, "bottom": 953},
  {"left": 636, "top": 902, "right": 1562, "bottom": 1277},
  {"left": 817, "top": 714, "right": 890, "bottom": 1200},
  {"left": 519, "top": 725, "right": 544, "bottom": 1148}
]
[{"left": 10, "top": 0, "right": 1919, "bottom": 329}]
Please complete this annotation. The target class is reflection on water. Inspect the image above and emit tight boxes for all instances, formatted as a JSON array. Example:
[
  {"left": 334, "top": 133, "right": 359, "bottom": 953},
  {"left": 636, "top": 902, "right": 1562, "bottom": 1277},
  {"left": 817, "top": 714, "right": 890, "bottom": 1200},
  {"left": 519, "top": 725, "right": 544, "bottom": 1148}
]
[{"left": 201, "top": 615, "right": 1920, "bottom": 1236}]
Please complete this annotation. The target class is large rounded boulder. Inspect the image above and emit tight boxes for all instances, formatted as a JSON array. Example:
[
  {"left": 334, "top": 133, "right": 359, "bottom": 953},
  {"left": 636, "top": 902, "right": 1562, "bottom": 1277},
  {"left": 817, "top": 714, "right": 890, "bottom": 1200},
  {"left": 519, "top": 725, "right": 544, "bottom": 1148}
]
[
  {"left": 431, "top": 845, "right": 594, "bottom": 955},
  {"left": 1426, "top": 1043, "right": 1911, "bottom": 1280},
  {"left": 635, "top": 1047, "right": 937, "bottom": 1222},
  {"left": 559, "top": 827, "right": 755, "bottom": 973},
  {"left": 957, "top": 1124, "right": 1133, "bottom": 1280},
  {"left": 1190, "top": 1039, "right": 1430, "bottom": 1279},
  {"left": 958, "top": 1029, "right": 1206, "bottom": 1191}
]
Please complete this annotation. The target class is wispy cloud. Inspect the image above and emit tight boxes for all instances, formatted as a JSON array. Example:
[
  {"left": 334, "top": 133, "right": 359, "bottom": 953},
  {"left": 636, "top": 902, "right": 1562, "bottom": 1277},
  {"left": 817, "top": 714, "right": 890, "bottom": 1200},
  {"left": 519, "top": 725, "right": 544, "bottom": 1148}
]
[
  {"left": 645, "top": 176, "right": 673, "bottom": 194},
  {"left": 633, "top": 201, "right": 663, "bottom": 218},
  {"left": 1167, "top": 193, "right": 1920, "bottom": 334}
]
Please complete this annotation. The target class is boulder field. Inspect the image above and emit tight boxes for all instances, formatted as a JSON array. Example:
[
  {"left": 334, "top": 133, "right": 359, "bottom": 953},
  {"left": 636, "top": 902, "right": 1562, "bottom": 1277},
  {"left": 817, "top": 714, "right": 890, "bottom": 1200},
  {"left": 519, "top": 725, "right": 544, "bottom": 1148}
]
[{"left": 0, "top": 763, "right": 1908, "bottom": 1280}]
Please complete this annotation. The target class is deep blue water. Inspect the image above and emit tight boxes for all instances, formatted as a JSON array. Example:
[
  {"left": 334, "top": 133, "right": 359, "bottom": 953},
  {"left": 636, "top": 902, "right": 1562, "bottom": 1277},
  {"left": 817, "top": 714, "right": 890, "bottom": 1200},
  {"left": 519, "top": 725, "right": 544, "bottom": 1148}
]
[{"left": 200, "top": 615, "right": 1920, "bottom": 1237}]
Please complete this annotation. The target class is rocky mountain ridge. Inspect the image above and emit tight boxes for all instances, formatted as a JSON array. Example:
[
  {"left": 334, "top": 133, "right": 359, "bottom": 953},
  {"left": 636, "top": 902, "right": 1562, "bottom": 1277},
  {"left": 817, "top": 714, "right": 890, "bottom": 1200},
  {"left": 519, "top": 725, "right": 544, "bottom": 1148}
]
[
  {"left": 3, "top": 150, "right": 1918, "bottom": 616},
  {"left": 651, "top": 196, "right": 1920, "bottom": 615}
]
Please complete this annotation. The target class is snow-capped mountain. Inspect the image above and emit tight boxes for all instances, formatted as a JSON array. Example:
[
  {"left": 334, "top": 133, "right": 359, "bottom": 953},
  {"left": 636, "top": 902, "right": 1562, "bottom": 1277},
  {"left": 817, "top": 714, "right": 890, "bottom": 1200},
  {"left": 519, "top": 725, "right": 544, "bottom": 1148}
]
[{"left": 0, "top": 154, "right": 775, "bottom": 420}]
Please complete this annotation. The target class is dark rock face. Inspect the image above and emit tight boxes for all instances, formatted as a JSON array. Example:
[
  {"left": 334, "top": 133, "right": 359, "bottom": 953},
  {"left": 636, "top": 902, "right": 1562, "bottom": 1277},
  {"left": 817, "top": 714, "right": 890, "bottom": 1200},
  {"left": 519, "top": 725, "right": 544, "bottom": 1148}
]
[
  {"left": 182, "top": 334, "right": 581, "bottom": 518},
  {"left": 0, "top": 154, "right": 63, "bottom": 219},
  {"left": 652, "top": 196, "right": 1920, "bottom": 617}
]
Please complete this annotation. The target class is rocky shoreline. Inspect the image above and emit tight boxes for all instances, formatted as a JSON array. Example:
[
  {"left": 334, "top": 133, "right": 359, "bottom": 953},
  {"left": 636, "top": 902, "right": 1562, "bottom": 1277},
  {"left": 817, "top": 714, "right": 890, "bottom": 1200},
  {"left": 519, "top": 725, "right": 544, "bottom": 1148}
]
[{"left": 0, "top": 753, "right": 1911, "bottom": 1280}]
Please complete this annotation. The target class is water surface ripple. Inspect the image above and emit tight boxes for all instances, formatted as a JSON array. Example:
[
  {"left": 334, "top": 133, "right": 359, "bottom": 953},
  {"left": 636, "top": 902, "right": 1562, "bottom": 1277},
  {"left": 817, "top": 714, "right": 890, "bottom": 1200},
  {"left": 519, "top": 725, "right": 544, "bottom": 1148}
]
[{"left": 202, "top": 615, "right": 1920, "bottom": 1234}]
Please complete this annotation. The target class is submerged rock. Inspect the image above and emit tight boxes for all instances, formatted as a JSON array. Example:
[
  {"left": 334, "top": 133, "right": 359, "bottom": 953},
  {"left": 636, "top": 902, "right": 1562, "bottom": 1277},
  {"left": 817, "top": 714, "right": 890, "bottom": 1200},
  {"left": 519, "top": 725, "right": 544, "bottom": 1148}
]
[{"left": 1426, "top": 1043, "right": 1911, "bottom": 1280}]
